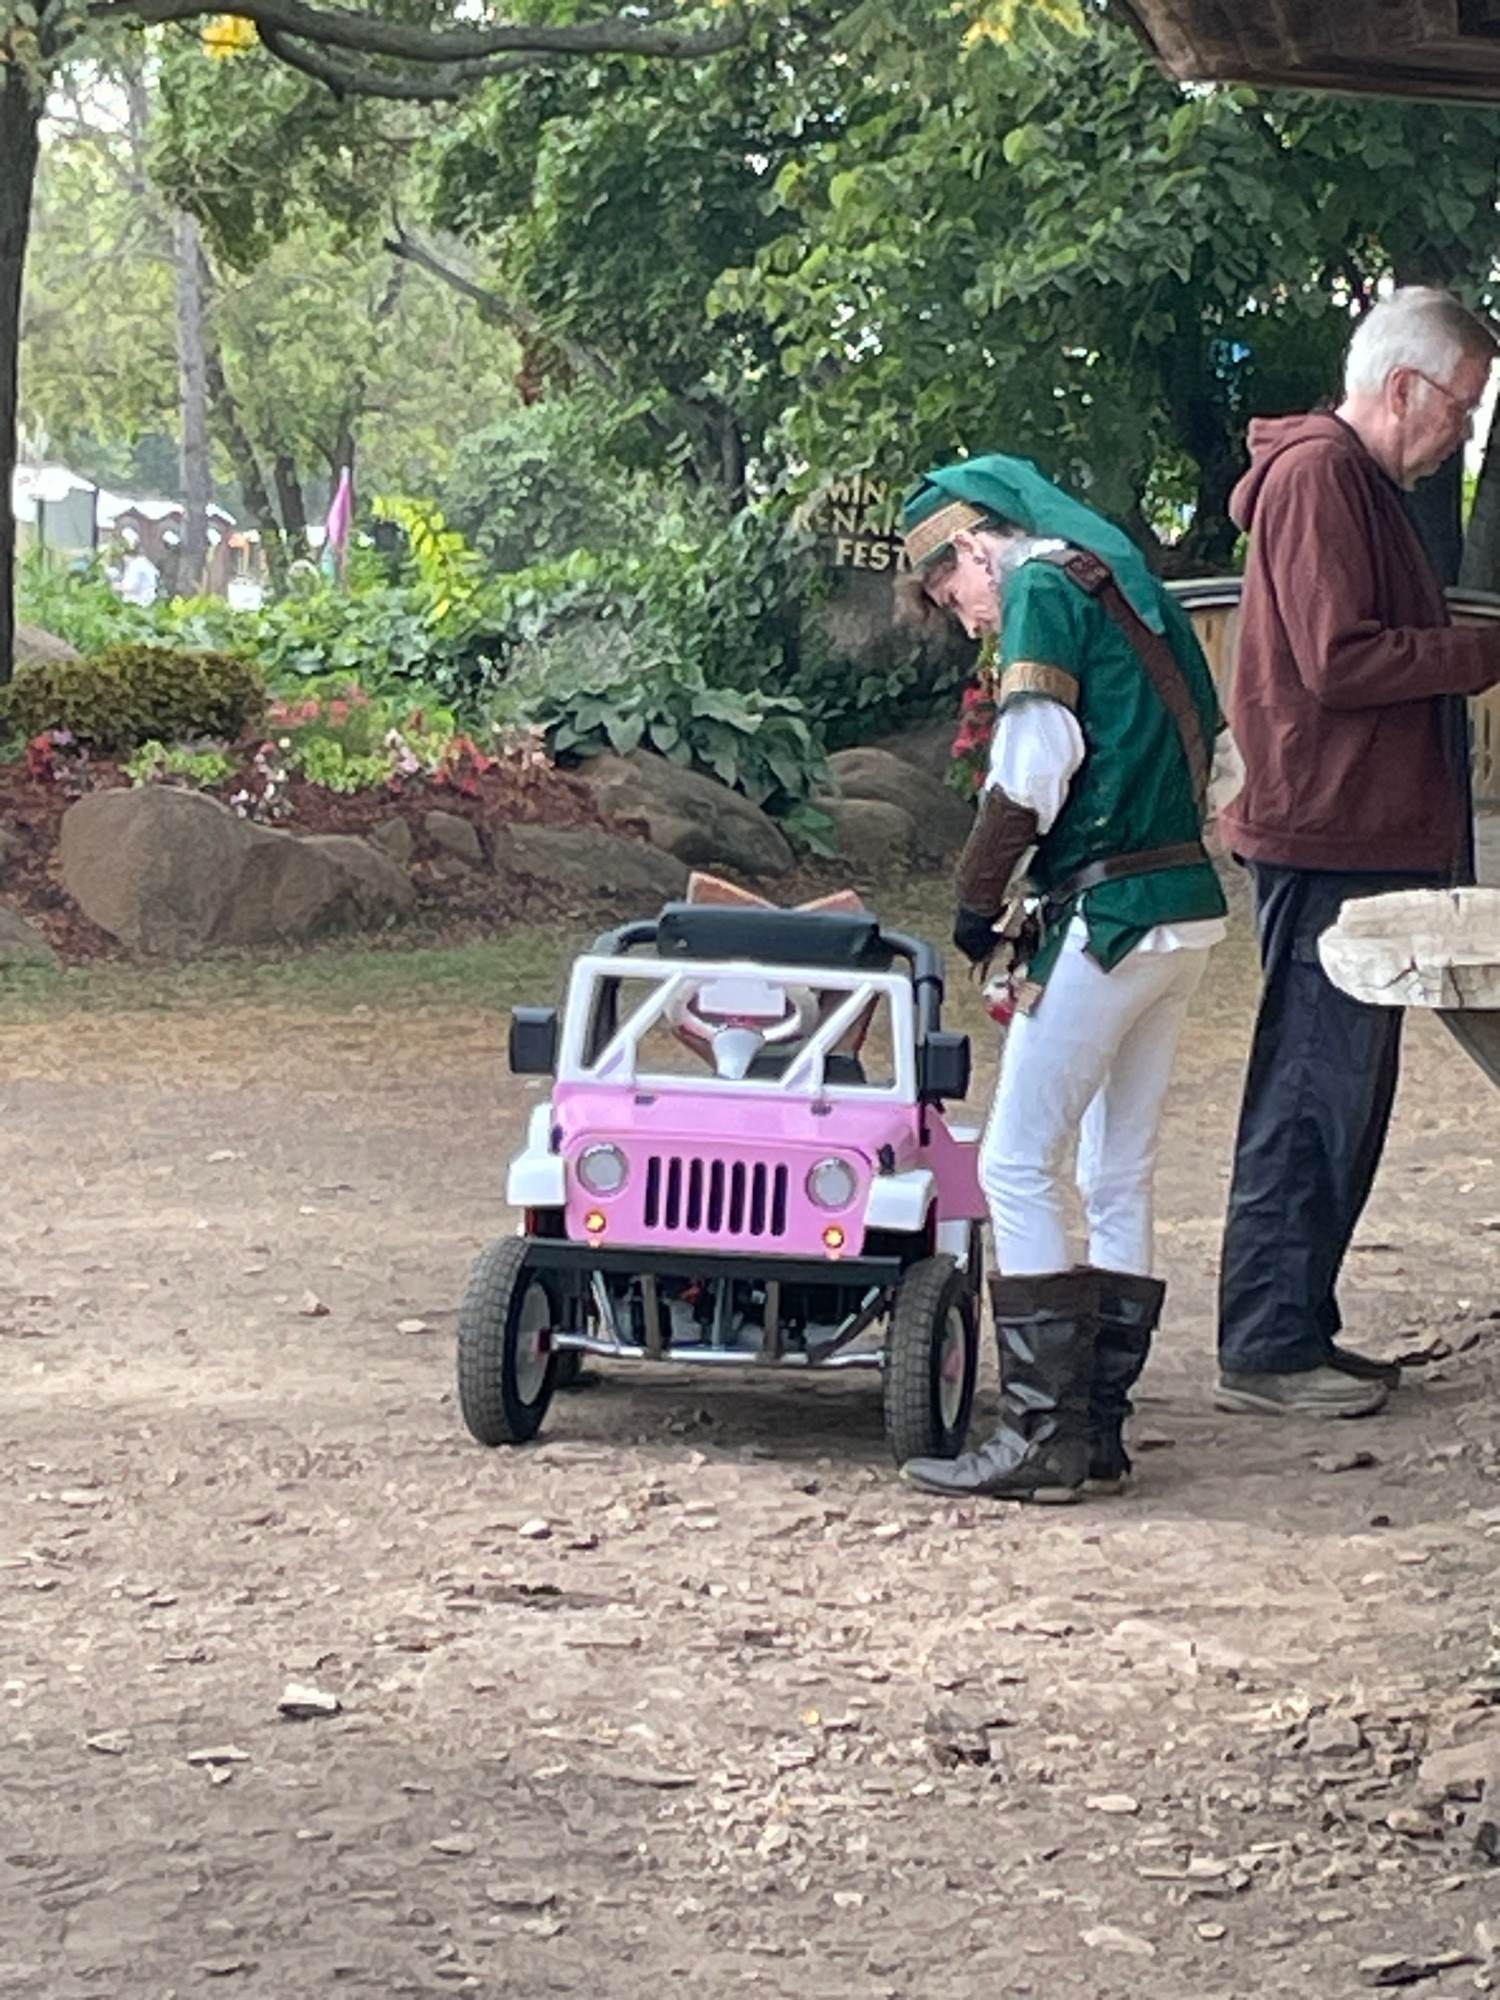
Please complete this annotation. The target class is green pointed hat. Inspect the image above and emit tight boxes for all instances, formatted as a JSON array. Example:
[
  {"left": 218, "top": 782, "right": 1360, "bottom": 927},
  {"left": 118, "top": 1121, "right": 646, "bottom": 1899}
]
[{"left": 900, "top": 452, "right": 1164, "bottom": 634}]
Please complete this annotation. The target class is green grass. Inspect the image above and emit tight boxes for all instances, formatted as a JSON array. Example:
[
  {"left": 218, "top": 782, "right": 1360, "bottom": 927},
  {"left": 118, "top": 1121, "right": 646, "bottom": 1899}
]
[
  {"left": 0, "top": 878, "right": 968, "bottom": 1025},
  {"left": 0, "top": 872, "right": 1251, "bottom": 1039},
  {"left": 0, "top": 920, "right": 585, "bottom": 1021}
]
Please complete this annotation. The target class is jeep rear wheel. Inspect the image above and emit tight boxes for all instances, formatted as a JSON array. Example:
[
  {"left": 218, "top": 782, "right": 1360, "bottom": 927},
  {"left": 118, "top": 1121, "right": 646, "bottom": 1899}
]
[
  {"left": 457, "top": 1237, "right": 560, "bottom": 1446},
  {"left": 882, "top": 1255, "right": 978, "bottom": 1465}
]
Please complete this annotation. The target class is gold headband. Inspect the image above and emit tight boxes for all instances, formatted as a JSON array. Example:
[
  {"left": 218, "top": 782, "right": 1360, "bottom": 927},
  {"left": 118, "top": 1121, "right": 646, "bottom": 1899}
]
[{"left": 902, "top": 498, "right": 989, "bottom": 570}]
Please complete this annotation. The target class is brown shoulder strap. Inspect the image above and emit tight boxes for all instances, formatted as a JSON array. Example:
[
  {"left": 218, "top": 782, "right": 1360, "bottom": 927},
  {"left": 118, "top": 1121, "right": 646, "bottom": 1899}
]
[{"left": 1032, "top": 547, "right": 1209, "bottom": 813}]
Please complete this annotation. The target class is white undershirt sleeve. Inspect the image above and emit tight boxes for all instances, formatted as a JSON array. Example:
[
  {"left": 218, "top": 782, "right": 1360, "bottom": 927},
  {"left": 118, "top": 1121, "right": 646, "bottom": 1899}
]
[
  {"left": 1208, "top": 725, "right": 1245, "bottom": 817},
  {"left": 984, "top": 698, "right": 1086, "bottom": 832}
]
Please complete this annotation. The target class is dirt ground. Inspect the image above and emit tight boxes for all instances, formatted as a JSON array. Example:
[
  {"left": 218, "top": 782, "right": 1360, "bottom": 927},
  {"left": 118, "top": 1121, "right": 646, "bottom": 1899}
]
[{"left": 7, "top": 871, "right": 1500, "bottom": 2000}]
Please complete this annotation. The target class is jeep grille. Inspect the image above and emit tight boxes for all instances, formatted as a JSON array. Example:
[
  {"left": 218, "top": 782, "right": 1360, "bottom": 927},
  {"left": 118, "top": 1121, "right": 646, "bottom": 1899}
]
[{"left": 642, "top": 1155, "right": 790, "bottom": 1239}]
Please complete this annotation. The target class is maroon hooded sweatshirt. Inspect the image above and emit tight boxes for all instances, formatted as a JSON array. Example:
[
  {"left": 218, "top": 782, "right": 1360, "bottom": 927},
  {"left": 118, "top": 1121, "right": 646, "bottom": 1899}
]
[{"left": 1219, "top": 410, "right": 1500, "bottom": 875}]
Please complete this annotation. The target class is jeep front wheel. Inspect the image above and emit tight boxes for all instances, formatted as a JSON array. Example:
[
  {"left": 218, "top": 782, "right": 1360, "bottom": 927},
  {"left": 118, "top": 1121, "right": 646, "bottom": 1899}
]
[
  {"left": 457, "top": 1237, "right": 560, "bottom": 1446},
  {"left": 882, "top": 1255, "right": 978, "bottom": 1465}
]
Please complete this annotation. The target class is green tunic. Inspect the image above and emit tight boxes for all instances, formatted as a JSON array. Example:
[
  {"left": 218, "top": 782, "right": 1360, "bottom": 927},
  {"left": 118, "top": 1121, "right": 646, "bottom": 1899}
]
[{"left": 997, "top": 559, "right": 1227, "bottom": 983}]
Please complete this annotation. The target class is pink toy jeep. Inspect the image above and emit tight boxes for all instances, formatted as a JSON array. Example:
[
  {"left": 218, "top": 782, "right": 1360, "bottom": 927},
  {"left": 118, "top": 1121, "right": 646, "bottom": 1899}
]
[{"left": 458, "top": 901, "right": 987, "bottom": 1462}]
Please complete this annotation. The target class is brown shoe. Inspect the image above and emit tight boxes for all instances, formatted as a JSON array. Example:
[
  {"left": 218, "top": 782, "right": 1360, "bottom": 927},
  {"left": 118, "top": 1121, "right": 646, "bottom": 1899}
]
[
  {"left": 1213, "top": 1366, "right": 1387, "bottom": 1419},
  {"left": 1329, "top": 1344, "right": 1401, "bottom": 1390}
]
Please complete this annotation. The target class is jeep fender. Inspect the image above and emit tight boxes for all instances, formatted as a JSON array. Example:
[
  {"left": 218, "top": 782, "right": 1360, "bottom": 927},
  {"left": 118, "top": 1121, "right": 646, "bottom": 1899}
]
[
  {"left": 506, "top": 1103, "right": 565, "bottom": 1210},
  {"left": 862, "top": 1168, "right": 936, "bottom": 1239}
]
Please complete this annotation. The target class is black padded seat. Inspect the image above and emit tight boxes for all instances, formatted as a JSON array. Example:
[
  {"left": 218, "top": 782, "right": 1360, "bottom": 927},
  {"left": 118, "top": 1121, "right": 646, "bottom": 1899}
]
[
  {"left": 655, "top": 904, "right": 893, "bottom": 972},
  {"left": 746, "top": 1047, "right": 868, "bottom": 1085}
]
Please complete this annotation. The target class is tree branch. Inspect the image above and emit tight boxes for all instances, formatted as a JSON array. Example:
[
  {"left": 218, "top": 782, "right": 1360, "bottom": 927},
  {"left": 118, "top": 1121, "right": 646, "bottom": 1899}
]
[
  {"left": 382, "top": 223, "right": 618, "bottom": 389},
  {"left": 85, "top": 0, "right": 746, "bottom": 66},
  {"left": 257, "top": 25, "right": 540, "bottom": 99}
]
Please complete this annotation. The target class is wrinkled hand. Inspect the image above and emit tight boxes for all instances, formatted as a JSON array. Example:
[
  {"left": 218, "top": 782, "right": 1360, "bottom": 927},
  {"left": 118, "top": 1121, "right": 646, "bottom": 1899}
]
[{"left": 953, "top": 906, "right": 1005, "bottom": 969}]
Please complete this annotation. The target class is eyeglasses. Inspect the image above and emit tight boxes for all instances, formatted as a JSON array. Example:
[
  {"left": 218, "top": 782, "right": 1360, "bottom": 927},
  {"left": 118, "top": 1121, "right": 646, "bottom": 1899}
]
[{"left": 1410, "top": 369, "right": 1485, "bottom": 426}]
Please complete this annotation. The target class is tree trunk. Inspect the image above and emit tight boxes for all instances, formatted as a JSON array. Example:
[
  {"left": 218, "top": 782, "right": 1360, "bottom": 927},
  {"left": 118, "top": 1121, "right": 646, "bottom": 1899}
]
[
  {"left": 1406, "top": 454, "right": 1464, "bottom": 587},
  {"left": 330, "top": 422, "right": 356, "bottom": 486},
  {"left": 1168, "top": 378, "right": 1243, "bottom": 569},
  {"left": 1158, "top": 321, "right": 1245, "bottom": 573},
  {"left": 273, "top": 455, "right": 308, "bottom": 553},
  {"left": 205, "top": 347, "right": 287, "bottom": 593},
  {"left": 0, "top": 60, "right": 45, "bottom": 687},
  {"left": 1462, "top": 414, "right": 1500, "bottom": 592},
  {"left": 174, "top": 210, "right": 211, "bottom": 596}
]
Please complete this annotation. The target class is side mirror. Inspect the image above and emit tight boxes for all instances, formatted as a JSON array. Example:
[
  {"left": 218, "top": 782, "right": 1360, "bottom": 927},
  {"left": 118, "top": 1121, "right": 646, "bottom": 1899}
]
[
  {"left": 509, "top": 1006, "right": 559, "bottom": 1076},
  {"left": 919, "top": 1030, "right": 970, "bottom": 1104}
]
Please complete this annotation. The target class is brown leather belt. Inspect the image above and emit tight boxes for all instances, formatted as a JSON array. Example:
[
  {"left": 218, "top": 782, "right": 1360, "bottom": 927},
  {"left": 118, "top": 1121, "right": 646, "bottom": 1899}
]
[{"left": 1044, "top": 840, "right": 1210, "bottom": 911}]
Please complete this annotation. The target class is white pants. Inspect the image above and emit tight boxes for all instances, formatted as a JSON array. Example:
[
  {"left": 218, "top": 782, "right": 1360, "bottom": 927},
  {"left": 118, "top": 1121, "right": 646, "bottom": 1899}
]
[{"left": 980, "top": 930, "right": 1210, "bottom": 1278}]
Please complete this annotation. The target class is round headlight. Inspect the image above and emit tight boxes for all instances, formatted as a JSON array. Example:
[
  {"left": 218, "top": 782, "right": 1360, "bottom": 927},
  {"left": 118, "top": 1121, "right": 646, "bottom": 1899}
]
[
  {"left": 576, "top": 1143, "right": 629, "bottom": 1196},
  {"left": 806, "top": 1156, "right": 858, "bottom": 1210}
]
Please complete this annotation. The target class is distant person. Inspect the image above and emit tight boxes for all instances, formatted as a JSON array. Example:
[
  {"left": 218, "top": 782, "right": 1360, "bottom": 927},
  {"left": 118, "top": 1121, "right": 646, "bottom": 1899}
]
[
  {"left": 1215, "top": 286, "right": 1500, "bottom": 1420},
  {"left": 118, "top": 548, "right": 161, "bottom": 607},
  {"left": 896, "top": 454, "right": 1236, "bottom": 1504}
]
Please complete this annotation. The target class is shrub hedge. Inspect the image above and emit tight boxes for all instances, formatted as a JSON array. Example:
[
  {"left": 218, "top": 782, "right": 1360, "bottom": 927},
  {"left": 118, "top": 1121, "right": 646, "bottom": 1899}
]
[{"left": 3, "top": 643, "right": 267, "bottom": 753}]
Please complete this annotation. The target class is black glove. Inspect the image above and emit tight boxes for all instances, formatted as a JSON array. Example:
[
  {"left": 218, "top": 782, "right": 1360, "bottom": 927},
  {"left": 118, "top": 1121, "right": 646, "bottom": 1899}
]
[{"left": 953, "top": 906, "right": 1000, "bottom": 967}]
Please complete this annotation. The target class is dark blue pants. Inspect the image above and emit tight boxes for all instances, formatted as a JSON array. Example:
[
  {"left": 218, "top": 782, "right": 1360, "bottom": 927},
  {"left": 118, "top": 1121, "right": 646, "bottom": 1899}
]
[{"left": 1217, "top": 863, "right": 1444, "bottom": 1374}]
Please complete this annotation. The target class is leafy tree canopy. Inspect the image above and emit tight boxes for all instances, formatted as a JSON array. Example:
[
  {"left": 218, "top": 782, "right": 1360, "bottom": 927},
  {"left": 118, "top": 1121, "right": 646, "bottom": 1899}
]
[{"left": 716, "top": 1, "right": 1500, "bottom": 560}]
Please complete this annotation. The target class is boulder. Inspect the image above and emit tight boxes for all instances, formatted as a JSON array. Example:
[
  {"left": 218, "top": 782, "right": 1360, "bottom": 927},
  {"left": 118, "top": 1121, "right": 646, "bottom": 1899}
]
[
  {"left": 59, "top": 788, "right": 415, "bottom": 955},
  {"left": 494, "top": 824, "right": 689, "bottom": 902},
  {"left": 867, "top": 718, "right": 965, "bottom": 787},
  {"left": 423, "top": 809, "right": 484, "bottom": 868},
  {"left": 300, "top": 834, "right": 418, "bottom": 928},
  {"left": 368, "top": 816, "right": 415, "bottom": 865},
  {"left": 823, "top": 797, "right": 916, "bottom": 872},
  {"left": 574, "top": 751, "right": 793, "bottom": 880},
  {"left": 0, "top": 905, "right": 57, "bottom": 967},
  {"left": 13, "top": 623, "right": 78, "bottom": 670},
  {"left": 827, "top": 745, "right": 973, "bottom": 860}
]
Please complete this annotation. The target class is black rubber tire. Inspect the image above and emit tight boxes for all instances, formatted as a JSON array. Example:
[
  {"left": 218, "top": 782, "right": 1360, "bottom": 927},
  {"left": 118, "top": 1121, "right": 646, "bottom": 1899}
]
[
  {"left": 457, "top": 1237, "right": 560, "bottom": 1446},
  {"left": 553, "top": 1349, "right": 585, "bottom": 1390},
  {"left": 882, "top": 1254, "right": 979, "bottom": 1465}
]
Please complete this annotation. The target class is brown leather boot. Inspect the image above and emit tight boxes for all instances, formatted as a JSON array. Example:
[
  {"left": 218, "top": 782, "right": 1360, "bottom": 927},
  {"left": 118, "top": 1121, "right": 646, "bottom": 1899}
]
[
  {"left": 901, "top": 1269, "right": 1097, "bottom": 1502},
  {"left": 1086, "top": 1270, "right": 1165, "bottom": 1492}
]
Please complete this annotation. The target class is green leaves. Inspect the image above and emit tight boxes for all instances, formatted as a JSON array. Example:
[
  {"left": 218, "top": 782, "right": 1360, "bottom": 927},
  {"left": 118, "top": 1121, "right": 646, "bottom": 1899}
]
[{"left": 1000, "top": 122, "right": 1045, "bottom": 166}]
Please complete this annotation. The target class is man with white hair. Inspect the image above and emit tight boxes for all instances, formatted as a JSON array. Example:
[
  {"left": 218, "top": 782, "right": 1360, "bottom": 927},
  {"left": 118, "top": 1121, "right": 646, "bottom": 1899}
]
[{"left": 1216, "top": 286, "right": 1500, "bottom": 1419}]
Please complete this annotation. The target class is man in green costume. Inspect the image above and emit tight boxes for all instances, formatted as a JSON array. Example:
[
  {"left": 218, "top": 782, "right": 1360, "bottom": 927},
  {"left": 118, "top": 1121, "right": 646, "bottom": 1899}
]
[{"left": 898, "top": 455, "right": 1235, "bottom": 1502}]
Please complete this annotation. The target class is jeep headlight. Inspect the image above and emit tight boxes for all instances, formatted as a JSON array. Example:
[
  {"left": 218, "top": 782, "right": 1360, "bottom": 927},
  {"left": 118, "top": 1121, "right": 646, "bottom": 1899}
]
[
  {"left": 576, "top": 1143, "right": 629, "bottom": 1196},
  {"left": 806, "top": 1156, "right": 858, "bottom": 1210}
]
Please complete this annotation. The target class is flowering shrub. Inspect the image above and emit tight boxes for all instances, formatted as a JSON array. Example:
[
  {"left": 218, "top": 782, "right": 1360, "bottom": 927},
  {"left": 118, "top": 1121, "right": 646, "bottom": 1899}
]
[
  {"left": 263, "top": 677, "right": 498, "bottom": 798},
  {"left": 229, "top": 743, "right": 293, "bottom": 822},
  {"left": 25, "top": 729, "right": 98, "bottom": 794},
  {"left": 949, "top": 637, "right": 999, "bottom": 797}
]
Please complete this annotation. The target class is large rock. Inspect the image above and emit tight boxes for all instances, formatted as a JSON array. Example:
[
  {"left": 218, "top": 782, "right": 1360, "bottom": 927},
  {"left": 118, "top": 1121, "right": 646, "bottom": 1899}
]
[
  {"left": 0, "top": 905, "right": 58, "bottom": 967},
  {"left": 867, "top": 718, "right": 964, "bottom": 788},
  {"left": 424, "top": 809, "right": 484, "bottom": 868},
  {"left": 14, "top": 623, "right": 78, "bottom": 670},
  {"left": 823, "top": 797, "right": 916, "bottom": 872},
  {"left": 574, "top": 751, "right": 793, "bottom": 880},
  {"left": 827, "top": 746, "right": 973, "bottom": 861},
  {"left": 59, "top": 788, "right": 415, "bottom": 955},
  {"left": 494, "top": 824, "right": 689, "bottom": 902},
  {"left": 367, "top": 816, "right": 414, "bottom": 865}
]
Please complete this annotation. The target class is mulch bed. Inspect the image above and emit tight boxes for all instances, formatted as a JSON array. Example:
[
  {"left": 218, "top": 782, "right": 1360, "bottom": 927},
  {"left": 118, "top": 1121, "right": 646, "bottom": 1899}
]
[{"left": 0, "top": 750, "right": 639, "bottom": 966}]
